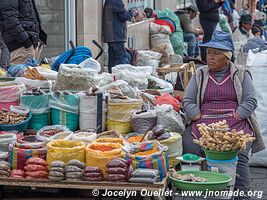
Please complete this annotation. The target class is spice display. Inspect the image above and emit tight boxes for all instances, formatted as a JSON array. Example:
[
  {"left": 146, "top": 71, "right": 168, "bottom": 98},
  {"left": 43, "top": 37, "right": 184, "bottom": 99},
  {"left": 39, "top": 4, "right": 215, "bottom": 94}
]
[
  {"left": 106, "top": 158, "right": 132, "bottom": 182},
  {"left": 49, "top": 161, "right": 65, "bottom": 182},
  {"left": 65, "top": 159, "right": 85, "bottom": 181},
  {"left": 26, "top": 158, "right": 48, "bottom": 167},
  {"left": 0, "top": 162, "right": 11, "bottom": 177},
  {"left": 90, "top": 144, "right": 116, "bottom": 152},
  {"left": 0, "top": 109, "right": 28, "bottom": 124},
  {"left": 193, "top": 120, "right": 256, "bottom": 151},
  {"left": 24, "top": 158, "right": 48, "bottom": 179},
  {"left": 66, "top": 159, "right": 86, "bottom": 169},
  {"left": 23, "top": 67, "right": 46, "bottom": 80},
  {"left": 83, "top": 166, "right": 104, "bottom": 181},
  {"left": 127, "top": 135, "right": 143, "bottom": 143},
  {"left": 50, "top": 161, "right": 65, "bottom": 169},
  {"left": 147, "top": 125, "right": 171, "bottom": 141},
  {"left": 11, "top": 170, "right": 25, "bottom": 178}
]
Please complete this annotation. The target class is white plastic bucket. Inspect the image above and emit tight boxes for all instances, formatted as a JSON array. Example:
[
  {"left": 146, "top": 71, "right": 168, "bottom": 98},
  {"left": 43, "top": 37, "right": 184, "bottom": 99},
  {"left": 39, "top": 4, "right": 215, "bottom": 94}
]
[{"left": 207, "top": 157, "right": 238, "bottom": 186}]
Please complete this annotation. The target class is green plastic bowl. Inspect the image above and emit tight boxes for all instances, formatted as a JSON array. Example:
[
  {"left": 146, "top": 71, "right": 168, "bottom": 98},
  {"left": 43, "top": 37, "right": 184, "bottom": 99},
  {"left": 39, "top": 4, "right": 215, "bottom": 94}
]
[
  {"left": 203, "top": 148, "right": 239, "bottom": 160},
  {"left": 170, "top": 171, "right": 232, "bottom": 192}
]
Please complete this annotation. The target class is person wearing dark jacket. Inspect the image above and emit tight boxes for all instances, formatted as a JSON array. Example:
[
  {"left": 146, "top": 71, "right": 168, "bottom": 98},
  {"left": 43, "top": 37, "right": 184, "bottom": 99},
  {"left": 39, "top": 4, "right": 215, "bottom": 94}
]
[
  {"left": 103, "top": 0, "right": 133, "bottom": 73},
  {"left": 196, "top": 0, "right": 225, "bottom": 62},
  {"left": 0, "top": 0, "right": 47, "bottom": 65},
  {"left": 0, "top": 30, "right": 10, "bottom": 68}
]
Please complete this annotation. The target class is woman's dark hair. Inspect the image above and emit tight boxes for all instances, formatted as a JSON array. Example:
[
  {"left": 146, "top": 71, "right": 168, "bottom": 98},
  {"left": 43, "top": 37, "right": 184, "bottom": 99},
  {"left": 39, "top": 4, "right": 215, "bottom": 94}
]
[{"left": 252, "top": 26, "right": 261, "bottom": 36}]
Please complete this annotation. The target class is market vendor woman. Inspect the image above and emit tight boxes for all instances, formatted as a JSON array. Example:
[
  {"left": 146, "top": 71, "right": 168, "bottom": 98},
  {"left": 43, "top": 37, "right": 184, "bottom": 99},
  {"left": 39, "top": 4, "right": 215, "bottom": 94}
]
[{"left": 182, "top": 31, "right": 265, "bottom": 200}]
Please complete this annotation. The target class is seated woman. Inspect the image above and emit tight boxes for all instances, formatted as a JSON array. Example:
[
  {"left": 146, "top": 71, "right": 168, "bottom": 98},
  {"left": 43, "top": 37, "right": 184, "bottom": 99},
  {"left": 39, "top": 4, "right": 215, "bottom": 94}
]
[
  {"left": 243, "top": 26, "right": 267, "bottom": 53},
  {"left": 182, "top": 31, "right": 265, "bottom": 200}
]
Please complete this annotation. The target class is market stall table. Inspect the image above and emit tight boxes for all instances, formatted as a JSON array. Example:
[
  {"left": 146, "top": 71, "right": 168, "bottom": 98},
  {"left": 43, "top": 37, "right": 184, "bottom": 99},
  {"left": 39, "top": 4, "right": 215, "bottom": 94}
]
[{"left": 0, "top": 176, "right": 169, "bottom": 200}]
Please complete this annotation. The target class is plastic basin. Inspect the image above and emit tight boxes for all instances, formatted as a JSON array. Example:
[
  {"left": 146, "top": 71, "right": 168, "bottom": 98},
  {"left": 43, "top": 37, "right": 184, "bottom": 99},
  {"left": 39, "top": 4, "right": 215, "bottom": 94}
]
[
  {"left": 203, "top": 148, "right": 239, "bottom": 161},
  {"left": 170, "top": 170, "right": 232, "bottom": 192},
  {"left": 0, "top": 112, "right": 32, "bottom": 132}
]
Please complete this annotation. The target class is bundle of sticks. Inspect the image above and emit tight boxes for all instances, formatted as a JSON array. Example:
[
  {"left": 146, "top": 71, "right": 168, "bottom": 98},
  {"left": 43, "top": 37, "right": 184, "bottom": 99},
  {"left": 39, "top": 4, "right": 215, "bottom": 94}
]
[
  {"left": 193, "top": 120, "right": 255, "bottom": 152},
  {"left": 23, "top": 67, "right": 46, "bottom": 80}
]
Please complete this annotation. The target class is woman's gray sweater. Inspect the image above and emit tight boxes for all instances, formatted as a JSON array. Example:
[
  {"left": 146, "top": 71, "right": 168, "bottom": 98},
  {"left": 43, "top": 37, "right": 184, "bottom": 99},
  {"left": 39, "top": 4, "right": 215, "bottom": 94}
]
[{"left": 183, "top": 66, "right": 257, "bottom": 120}]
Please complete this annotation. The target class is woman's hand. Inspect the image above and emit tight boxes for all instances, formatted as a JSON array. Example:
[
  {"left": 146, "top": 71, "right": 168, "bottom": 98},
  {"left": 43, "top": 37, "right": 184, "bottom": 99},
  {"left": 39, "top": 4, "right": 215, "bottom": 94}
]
[
  {"left": 193, "top": 112, "right": 201, "bottom": 121},
  {"left": 234, "top": 112, "right": 242, "bottom": 120}
]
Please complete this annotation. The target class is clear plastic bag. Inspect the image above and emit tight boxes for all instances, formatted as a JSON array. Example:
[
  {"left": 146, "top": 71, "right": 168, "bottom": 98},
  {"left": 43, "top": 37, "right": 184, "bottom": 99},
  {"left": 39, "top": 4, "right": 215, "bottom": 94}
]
[
  {"left": 47, "top": 131, "right": 73, "bottom": 141},
  {"left": 0, "top": 81, "right": 26, "bottom": 103},
  {"left": 71, "top": 132, "right": 97, "bottom": 144},
  {"left": 36, "top": 125, "right": 70, "bottom": 142},
  {"left": 155, "top": 105, "right": 185, "bottom": 134},
  {"left": 79, "top": 58, "right": 101, "bottom": 72},
  {"left": 17, "top": 77, "right": 52, "bottom": 90},
  {"left": 10, "top": 105, "right": 30, "bottom": 115},
  {"left": 20, "top": 92, "right": 50, "bottom": 114},
  {"left": 148, "top": 76, "right": 174, "bottom": 94},
  {"left": 100, "top": 80, "right": 137, "bottom": 98},
  {"left": 96, "top": 72, "right": 113, "bottom": 87},
  {"left": 36, "top": 67, "right": 58, "bottom": 80},
  {"left": 49, "top": 92, "right": 79, "bottom": 114},
  {"left": 54, "top": 64, "right": 98, "bottom": 91}
]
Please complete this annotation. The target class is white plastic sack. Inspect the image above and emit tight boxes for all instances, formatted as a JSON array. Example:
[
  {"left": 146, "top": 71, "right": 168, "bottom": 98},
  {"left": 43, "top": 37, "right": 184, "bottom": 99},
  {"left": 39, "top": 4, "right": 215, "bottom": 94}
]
[
  {"left": 0, "top": 133, "right": 17, "bottom": 153},
  {"left": 246, "top": 50, "right": 267, "bottom": 67},
  {"left": 100, "top": 80, "right": 137, "bottom": 98},
  {"left": 136, "top": 51, "right": 162, "bottom": 76},
  {"left": 79, "top": 57, "right": 101, "bottom": 72},
  {"left": 248, "top": 65, "right": 267, "bottom": 167},
  {"left": 150, "top": 23, "right": 172, "bottom": 35},
  {"left": 49, "top": 92, "right": 79, "bottom": 114},
  {"left": 17, "top": 77, "right": 52, "bottom": 90},
  {"left": 151, "top": 34, "right": 174, "bottom": 56},
  {"left": 149, "top": 76, "right": 174, "bottom": 94},
  {"left": 54, "top": 64, "right": 98, "bottom": 91},
  {"left": 112, "top": 64, "right": 153, "bottom": 90},
  {"left": 155, "top": 104, "right": 185, "bottom": 134},
  {"left": 36, "top": 125, "right": 70, "bottom": 141},
  {"left": 71, "top": 132, "right": 97, "bottom": 145},
  {"left": 79, "top": 92, "right": 107, "bottom": 131}
]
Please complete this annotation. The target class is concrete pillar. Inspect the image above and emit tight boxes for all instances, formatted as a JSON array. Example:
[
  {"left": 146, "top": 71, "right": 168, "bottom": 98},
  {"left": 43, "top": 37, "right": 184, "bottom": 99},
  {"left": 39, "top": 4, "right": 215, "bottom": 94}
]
[{"left": 76, "top": 0, "right": 103, "bottom": 61}]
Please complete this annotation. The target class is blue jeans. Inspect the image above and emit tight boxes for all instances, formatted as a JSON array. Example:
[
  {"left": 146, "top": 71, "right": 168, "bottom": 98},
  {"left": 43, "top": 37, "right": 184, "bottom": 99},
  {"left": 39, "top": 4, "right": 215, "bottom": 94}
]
[
  {"left": 183, "top": 33, "right": 197, "bottom": 57},
  {"left": 108, "top": 42, "right": 130, "bottom": 73},
  {"left": 199, "top": 19, "right": 218, "bottom": 62}
]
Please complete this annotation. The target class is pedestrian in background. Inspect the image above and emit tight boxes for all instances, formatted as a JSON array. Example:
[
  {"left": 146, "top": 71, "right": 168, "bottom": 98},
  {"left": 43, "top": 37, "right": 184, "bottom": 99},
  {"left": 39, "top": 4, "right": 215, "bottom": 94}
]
[
  {"left": 0, "top": 29, "right": 10, "bottom": 68},
  {"left": 103, "top": 0, "right": 133, "bottom": 73},
  {"left": 232, "top": 14, "right": 253, "bottom": 52},
  {"left": 0, "top": 0, "right": 47, "bottom": 65},
  {"left": 177, "top": 5, "right": 200, "bottom": 58},
  {"left": 196, "top": 0, "right": 225, "bottom": 63}
]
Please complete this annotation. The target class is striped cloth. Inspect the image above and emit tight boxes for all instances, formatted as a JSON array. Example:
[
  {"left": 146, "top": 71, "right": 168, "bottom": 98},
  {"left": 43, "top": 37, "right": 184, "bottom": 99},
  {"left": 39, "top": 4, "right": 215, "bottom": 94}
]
[{"left": 243, "top": 36, "right": 267, "bottom": 53}]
